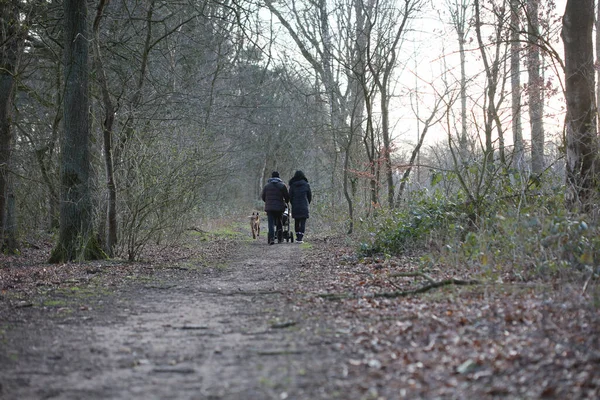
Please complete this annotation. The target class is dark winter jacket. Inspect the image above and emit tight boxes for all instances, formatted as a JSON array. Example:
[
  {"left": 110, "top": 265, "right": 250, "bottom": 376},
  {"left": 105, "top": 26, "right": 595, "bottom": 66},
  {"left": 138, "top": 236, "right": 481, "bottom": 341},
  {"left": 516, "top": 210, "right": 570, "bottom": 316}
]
[
  {"left": 261, "top": 177, "right": 290, "bottom": 212},
  {"left": 289, "top": 172, "right": 312, "bottom": 219}
]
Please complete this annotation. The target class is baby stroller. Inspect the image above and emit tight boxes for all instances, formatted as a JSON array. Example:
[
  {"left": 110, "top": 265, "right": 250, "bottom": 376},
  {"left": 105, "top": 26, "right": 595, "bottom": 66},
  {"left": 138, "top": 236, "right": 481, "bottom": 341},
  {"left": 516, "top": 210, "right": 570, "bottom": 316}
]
[{"left": 281, "top": 204, "right": 294, "bottom": 243}]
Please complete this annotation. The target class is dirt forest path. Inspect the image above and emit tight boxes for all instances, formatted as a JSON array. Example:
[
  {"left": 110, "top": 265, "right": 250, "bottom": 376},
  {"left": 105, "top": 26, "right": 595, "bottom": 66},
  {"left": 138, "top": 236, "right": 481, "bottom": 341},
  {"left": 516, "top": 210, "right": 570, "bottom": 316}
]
[
  {"left": 1, "top": 239, "right": 348, "bottom": 400},
  {"left": 2, "top": 230, "right": 599, "bottom": 399}
]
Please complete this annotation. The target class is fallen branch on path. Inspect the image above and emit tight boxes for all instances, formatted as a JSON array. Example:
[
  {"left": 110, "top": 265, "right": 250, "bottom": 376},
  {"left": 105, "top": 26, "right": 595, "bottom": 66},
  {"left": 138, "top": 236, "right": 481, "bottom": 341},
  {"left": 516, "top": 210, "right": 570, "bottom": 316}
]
[
  {"left": 256, "top": 349, "right": 303, "bottom": 356},
  {"left": 319, "top": 276, "right": 480, "bottom": 300},
  {"left": 196, "top": 288, "right": 282, "bottom": 296},
  {"left": 388, "top": 271, "right": 437, "bottom": 284},
  {"left": 271, "top": 321, "right": 297, "bottom": 329},
  {"left": 152, "top": 367, "right": 196, "bottom": 374},
  {"left": 375, "top": 277, "right": 480, "bottom": 298}
]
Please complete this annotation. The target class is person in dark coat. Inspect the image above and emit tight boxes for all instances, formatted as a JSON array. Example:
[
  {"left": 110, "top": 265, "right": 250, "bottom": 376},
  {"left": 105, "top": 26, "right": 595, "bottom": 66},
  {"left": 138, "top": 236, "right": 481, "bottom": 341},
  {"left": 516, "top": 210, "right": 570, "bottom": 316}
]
[
  {"left": 288, "top": 170, "right": 312, "bottom": 243},
  {"left": 261, "top": 171, "right": 290, "bottom": 245}
]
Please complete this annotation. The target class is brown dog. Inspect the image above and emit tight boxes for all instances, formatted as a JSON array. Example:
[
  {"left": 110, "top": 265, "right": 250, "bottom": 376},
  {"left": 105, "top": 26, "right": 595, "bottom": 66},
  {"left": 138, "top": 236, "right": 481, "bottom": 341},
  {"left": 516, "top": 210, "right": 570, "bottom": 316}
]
[{"left": 250, "top": 212, "right": 260, "bottom": 239}]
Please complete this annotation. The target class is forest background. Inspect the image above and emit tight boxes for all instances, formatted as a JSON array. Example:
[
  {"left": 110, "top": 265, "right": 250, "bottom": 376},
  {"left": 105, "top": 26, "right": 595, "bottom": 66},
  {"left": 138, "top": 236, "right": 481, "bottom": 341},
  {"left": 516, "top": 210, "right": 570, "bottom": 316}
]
[{"left": 0, "top": 0, "right": 599, "bottom": 284}]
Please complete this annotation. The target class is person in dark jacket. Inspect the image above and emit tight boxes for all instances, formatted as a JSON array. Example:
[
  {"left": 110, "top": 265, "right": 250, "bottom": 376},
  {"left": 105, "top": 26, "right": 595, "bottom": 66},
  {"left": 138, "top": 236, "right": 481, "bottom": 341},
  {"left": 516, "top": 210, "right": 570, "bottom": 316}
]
[
  {"left": 288, "top": 170, "right": 312, "bottom": 243},
  {"left": 261, "top": 171, "right": 290, "bottom": 245}
]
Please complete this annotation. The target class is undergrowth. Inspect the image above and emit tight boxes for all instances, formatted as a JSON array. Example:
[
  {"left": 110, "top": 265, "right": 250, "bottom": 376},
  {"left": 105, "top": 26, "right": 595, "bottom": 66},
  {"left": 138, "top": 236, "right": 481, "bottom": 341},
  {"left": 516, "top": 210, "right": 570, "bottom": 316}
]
[{"left": 358, "top": 184, "right": 600, "bottom": 282}]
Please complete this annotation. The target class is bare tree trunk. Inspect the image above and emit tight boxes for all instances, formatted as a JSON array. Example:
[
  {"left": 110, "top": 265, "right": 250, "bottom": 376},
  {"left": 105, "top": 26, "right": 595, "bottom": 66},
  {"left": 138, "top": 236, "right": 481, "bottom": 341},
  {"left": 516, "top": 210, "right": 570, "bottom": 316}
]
[
  {"left": 366, "top": 0, "right": 417, "bottom": 208},
  {"left": 265, "top": 0, "right": 354, "bottom": 218},
  {"left": 364, "top": 104, "right": 378, "bottom": 208},
  {"left": 0, "top": 77, "right": 16, "bottom": 252},
  {"left": 446, "top": 0, "right": 471, "bottom": 157},
  {"left": 380, "top": 85, "right": 395, "bottom": 208},
  {"left": 511, "top": 0, "right": 524, "bottom": 169},
  {"left": 561, "top": 0, "right": 598, "bottom": 212},
  {"left": 118, "top": 0, "right": 155, "bottom": 162},
  {"left": 0, "top": 0, "right": 24, "bottom": 253},
  {"left": 474, "top": 0, "right": 496, "bottom": 168},
  {"left": 50, "top": 0, "right": 105, "bottom": 262},
  {"left": 343, "top": 120, "right": 356, "bottom": 234},
  {"left": 93, "top": 0, "right": 117, "bottom": 256},
  {"left": 354, "top": 0, "right": 379, "bottom": 209},
  {"left": 395, "top": 100, "right": 443, "bottom": 204},
  {"left": 596, "top": 0, "right": 600, "bottom": 130},
  {"left": 458, "top": 7, "right": 469, "bottom": 155},
  {"left": 528, "top": 0, "right": 545, "bottom": 175},
  {"left": 342, "top": 0, "right": 371, "bottom": 234}
]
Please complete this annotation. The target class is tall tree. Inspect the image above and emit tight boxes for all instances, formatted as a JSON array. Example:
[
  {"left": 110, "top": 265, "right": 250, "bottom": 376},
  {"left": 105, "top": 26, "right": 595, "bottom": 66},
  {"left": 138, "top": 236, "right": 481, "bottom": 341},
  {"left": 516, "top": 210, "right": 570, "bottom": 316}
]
[
  {"left": 528, "top": 0, "right": 544, "bottom": 175},
  {"left": 352, "top": 0, "right": 380, "bottom": 209},
  {"left": 596, "top": 0, "right": 600, "bottom": 130},
  {"left": 363, "top": 0, "right": 424, "bottom": 208},
  {"left": 474, "top": 0, "right": 509, "bottom": 168},
  {"left": 93, "top": 0, "right": 117, "bottom": 256},
  {"left": 510, "top": 0, "right": 524, "bottom": 168},
  {"left": 0, "top": 0, "right": 25, "bottom": 253},
  {"left": 446, "top": 0, "right": 471, "bottom": 156},
  {"left": 561, "top": 0, "right": 598, "bottom": 212},
  {"left": 49, "top": 0, "right": 104, "bottom": 262},
  {"left": 264, "top": 0, "right": 356, "bottom": 215}
]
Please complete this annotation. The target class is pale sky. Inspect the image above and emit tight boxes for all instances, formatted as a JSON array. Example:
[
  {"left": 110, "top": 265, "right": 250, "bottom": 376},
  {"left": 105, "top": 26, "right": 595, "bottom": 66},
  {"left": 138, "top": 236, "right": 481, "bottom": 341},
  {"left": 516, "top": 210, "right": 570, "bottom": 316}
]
[{"left": 262, "top": 0, "right": 570, "bottom": 157}]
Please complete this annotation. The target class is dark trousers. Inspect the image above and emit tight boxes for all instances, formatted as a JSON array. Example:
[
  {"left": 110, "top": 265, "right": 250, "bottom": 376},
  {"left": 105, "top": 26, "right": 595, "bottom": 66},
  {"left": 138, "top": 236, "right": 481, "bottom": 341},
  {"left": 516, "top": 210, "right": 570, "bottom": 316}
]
[
  {"left": 267, "top": 211, "right": 283, "bottom": 243},
  {"left": 294, "top": 218, "right": 306, "bottom": 241}
]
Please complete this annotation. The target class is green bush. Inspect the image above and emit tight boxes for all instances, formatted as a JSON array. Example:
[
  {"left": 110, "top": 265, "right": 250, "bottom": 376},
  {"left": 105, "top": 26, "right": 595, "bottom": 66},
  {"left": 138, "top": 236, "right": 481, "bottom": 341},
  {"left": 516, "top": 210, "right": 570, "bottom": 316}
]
[
  {"left": 359, "top": 184, "right": 600, "bottom": 281},
  {"left": 360, "top": 191, "right": 470, "bottom": 255}
]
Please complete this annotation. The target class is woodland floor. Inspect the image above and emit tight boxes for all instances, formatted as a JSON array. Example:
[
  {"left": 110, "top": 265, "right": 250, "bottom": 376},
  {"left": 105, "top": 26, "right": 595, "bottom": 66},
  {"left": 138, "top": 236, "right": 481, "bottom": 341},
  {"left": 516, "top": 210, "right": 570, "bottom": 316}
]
[{"left": 0, "top": 219, "right": 599, "bottom": 400}]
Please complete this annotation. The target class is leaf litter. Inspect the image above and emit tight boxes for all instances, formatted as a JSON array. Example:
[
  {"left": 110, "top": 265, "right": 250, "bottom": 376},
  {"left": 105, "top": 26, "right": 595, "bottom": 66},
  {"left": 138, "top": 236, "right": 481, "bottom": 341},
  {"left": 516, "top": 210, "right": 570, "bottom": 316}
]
[{"left": 0, "top": 233, "right": 598, "bottom": 399}]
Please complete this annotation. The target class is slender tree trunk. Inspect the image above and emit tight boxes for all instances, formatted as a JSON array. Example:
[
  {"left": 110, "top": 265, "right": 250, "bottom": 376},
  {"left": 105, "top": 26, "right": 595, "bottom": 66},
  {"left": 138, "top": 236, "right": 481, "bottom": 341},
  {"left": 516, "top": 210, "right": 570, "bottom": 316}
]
[
  {"left": 368, "top": 0, "right": 413, "bottom": 208},
  {"left": 0, "top": 0, "right": 24, "bottom": 253},
  {"left": 458, "top": 21, "right": 468, "bottom": 155},
  {"left": 50, "top": 0, "right": 105, "bottom": 262},
  {"left": 356, "top": 0, "right": 379, "bottom": 209},
  {"left": 528, "top": 0, "right": 545, "bottom": 175},
  {"left": 93, "top": 0, "right": 117, "bottom": 256},
  {"left": 118, "top": 0, "right": 155, "bottom": 161},
  {"left": 395, "top": 109, "right": 438, "bottom": 203},
  {"left": 447, "top": 0, "right": 470, "bottom": 155},
  {"left": 474, "top": 0, "right": 496, "bottom": 168},
  {"left": 511, "top": 0, "right": 524, "bottom": 169},
  {"left": 343, "top": 122, "right": 356, "bottom": 234},
  {"left": 344, "top": 0, "right": 371, "bottom": 233},
  {"left": 380, "top": 85, "right": 395, "bottom": 208},
  {"left": 365, "top": 112, "right": 378, "bottom": 207},
  {"left": 561, "top": 0, "right": 598, "bottom": 212}
]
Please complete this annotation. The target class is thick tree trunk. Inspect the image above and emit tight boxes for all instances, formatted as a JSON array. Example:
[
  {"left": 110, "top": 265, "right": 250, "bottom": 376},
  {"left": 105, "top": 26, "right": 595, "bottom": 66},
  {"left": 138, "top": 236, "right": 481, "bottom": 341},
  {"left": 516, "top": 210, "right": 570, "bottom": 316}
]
[
  {"left": 596, "top": 0, "right": 600, "bottom": 130},
  {"left": 528, "top": 0, "right": 545, "bottom": 175},
  {"left": 0, "top": 0, "right": 23, "bottom": 253},
  {"left": 0, "top": 75, "right": 15, "bottom": 251},
  {"left": 50, "top": 0, "right": 105, "bottom": 262},
  {"left": 561, "top": 0, "right": 598, "bottom": 212}
]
